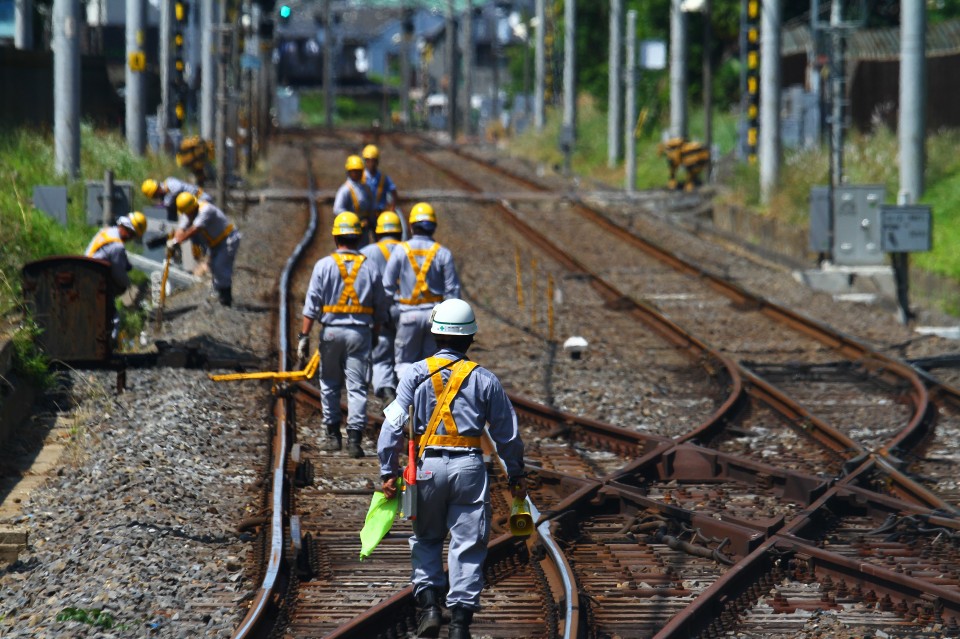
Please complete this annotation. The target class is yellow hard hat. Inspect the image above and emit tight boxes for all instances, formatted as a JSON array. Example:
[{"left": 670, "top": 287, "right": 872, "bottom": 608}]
[
  {"left": 332, "top": 211, "right": 363, "bottom": 236},
  {"left": 176, "top": 191, "right": 199, "bottom": 214},
  {"left": 409, "top": 202, "right": 436, "bottom": 225},
  {"left": 362, "top": 144, "right": 380, "bottom": 160},
  {"left": 375, "top": 211, "right": 402, "bottom": 235},
  {"left": 118, "top": 211, "right": 148, "bottom": 238},
  {"left": 141, "top": 178, "right": 160, "bottom": 199},
  {"left": 345, "top": 155, "right": 364, "bottom": 171}
]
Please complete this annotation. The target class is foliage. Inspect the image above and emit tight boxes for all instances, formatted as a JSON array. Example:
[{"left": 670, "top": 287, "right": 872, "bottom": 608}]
[
  {"left": 300, "top": 90, "right": 396, "bottom": 127},
  {"left": 10, "top": 318, "right": 56, "bottom": 389},
  {"left": 55, "top": 607, "right": 131, "bottom": 631}
]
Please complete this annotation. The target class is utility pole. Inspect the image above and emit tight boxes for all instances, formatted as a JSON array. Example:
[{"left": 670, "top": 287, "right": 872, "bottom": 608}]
[
  {"left": 759, "top": 0, "right": 781, "bottom": 204},
  {"left": 669, "top": 0, "right": 687, "bottom": 138},
  {"left": 607, "top": 0, "right": 622, "bottom": 168},
  {"left": 561, "top": 0, "right": 576, "bottom": 172},
  {"left": 462, "top": 0, "right": 474, "bottom": 137},
  {"left": 446, "top": 0, "right": 457, "bottom": 142},
  {"left": 53, "top": 0, "right": 80, "bottom": 177},
  {"left": 533, "top": 0, "right": 545, "bottom": 131},
  {"left": 14, "top": 0, "right": 33, "bottom": 50},
  {"left": 200, "top": 0, "right": 216, "bottom": 140},
  {"left": 624, "top": 9, "right": 637, "bottom": 192},
  {"left": 401, "top": 4, "right": 413, "bottom": 127},
  {"left": 159, "top": 0, "right": 172, "bottom": 147},
  {"left": 216, "top": 20, "right": 230, "bottom": 208},
  {"left": 126, "top": 0, "right": 146, "bottom": 155},
  {"left": 702, "top": 0, "right": 712, "bottom": 180},
  {"left": 829, "top": 0, "right": 846, "bottom": 191},
  {"left": 322, "top": 0, "right": 334, "bottom": 128},
  {"left": 492, "top": 4, "right": 502, "bottom": 121}
]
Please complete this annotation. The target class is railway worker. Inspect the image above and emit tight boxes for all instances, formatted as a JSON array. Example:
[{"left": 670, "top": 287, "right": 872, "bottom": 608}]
[
  {"left": 382, "top": 202, "right": 461, "bottom": 381},
  {"left": 361, "top": 144, "right": 400, "bottom": 215},
  {"left": 85, "top": 212, "right": 147, "bottom": 341},
  {"left": 377, "top": 298, "right": 527, "bottom": 639},
  {"left": 333, "top": 155, "right": 375, "bottom": 243},
  {"left": 298, "top": 211, "right": 389, "bottom": 458},
  {"left": 173, "top": 192, "right": 241, "bottom": 307},
  {"left": 141, "top": 177, "right": 211, "bottom": 220},
  {"left": 360, "top": 211, "right": 404, "bottom": 404}
]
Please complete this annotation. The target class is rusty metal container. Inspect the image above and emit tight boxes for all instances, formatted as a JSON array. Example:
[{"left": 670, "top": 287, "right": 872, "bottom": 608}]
[{"left": 21, "top": 256, "right": 115, "bottom": 364}]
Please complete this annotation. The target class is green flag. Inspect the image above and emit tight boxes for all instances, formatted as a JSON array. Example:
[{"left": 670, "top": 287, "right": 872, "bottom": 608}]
[{"left": 359, "top": 489, "right": 399, "bottom": 560}]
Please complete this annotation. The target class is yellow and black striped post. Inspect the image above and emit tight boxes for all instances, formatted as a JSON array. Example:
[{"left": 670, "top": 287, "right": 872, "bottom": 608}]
[
  {"left": 173, "top": 0, "right": 187, "bottom": 128},
  {"left": 745, "top": 0, "right": 759, "bottom": 164}
]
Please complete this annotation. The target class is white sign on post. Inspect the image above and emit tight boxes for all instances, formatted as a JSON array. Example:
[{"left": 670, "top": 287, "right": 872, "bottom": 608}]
[{"left": 640, "top": 40, "right": 667, "bottom": 70}]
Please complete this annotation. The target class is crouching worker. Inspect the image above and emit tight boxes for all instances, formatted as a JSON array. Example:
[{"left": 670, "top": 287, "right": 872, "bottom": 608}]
[
  {"left": 85, "top": 212, "right": 147, "bottom": 342},
  {"left": 376, "top": 299, "right": 527, "bottom": 639},
  {"left": 173, "top": 192, "right": 241, "bottom": 306}
]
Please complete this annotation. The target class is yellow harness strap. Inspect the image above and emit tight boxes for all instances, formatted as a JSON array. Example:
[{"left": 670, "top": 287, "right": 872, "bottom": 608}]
[
  {"left": 377, "top": 238, "right": 399, "bottom": 262},
  {"left": 362, "top": 172, "right": 386, "bottom": 209},
  {"left": 199, "top": 223, "right": 235, "bottom": 248},
  {"left": 322, "top": 252, "right": 374, "bottom": 314},
  {"left": 86, "top": 229, "right": 122, "bottom": 257},
  {"left": 418, "top": 358, "right": 481, "bottom": 456},
  {"left": 347, "top": 182, "right": 360, "bottom": 213},
  {"left": 399, "top": 242, "right": 443, "bottom": 305}
]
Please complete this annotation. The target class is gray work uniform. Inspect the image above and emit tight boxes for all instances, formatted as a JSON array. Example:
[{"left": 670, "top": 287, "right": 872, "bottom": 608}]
[
  {"left": 382, "top": 235, "right": 461, "bottom": 380},
  {"left": 362, "top": 169, "right": 397, "bottom": 213},
  {"left": 361, "top": 238, "right": 402, "bottom": 396},
  {"left": 160, "top": 177, "right": 211, "bottom": 217},
  {"left": 377, "top": 348, "right": 525, "bottom": 611},
  {"left": 183, "top": 201, "right": 241, "bottom": 291},
  {"left": 333, "top": 178, "right": 375, "bottom": 240},
  {"left": 303, "top": 249, "right": 388, "bottom": 432},
  {"left": 85, "top": 226, "right": 132, "bottom": 340}
]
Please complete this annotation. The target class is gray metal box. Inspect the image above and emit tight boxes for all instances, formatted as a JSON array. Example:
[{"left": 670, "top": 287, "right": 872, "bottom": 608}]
[
  {"left": 32, "top": 186, "right": 68, "bottom": 225},
  {"left": 85, "top": 181, "right": 134, "bottom": 226},
  {"left": 832, "top": 184, "right": 886, "bottom": 266},
  {"left": 880, "top": 205, "right": 932, "bottom": 253},
  {"left": 808, "top": 186, "right": 831, "bottom": 252}
]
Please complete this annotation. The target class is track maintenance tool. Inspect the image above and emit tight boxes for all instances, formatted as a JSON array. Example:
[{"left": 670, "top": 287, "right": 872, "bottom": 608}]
[
  {"left": 207, "top": 350, "right": 320, "bottom": 384},
  {"left": 155, "top": 244, "right": 173, "bottom": 331},
  {"left": 400, "top": 405, "right": 417, "bottom": 521},
  {"left": 509, "top": 498, "right": 534, "bottom": 536}
]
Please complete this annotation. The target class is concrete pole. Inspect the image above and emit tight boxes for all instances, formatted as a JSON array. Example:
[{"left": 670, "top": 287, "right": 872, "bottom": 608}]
[
  {"left": 216, "top": 22, "right": 229, "bottom": 207},
  {"left": 492, "top": 7, "right": 501, "bottom": 121},
  {"left": 126, "top": 0, "right": 146, "bottom": 155},
  {"left": 899, "top": 0, "right": 925, "bottom": 204},
  {"left": 159, "top": 0, "right": 171, "bottom": 143},
  {"left": 200, "top": 0, "right": 216, "bottom": 140},
  {"left": 702, "top": 0, "right": 712, "bottom": 180},
  {"left": 607, "top": 0, "right": 622, "bottom": 168},
  {"left": 323, "top": 0, "right": 334, "bottom": 128},
  {"left": 759, "top": 0, "right": 781, "bottom": 204},
  {"left": 624, "top": 9, "right": 637, "bottom": 192},
  {"left": 534, "top": 0, "right": 545, "bottom": 131},
  {"left": 462, "top": 0, "right": 473, "bottom": 137},
  {"left": 401, "top": 5, "right": 412, "bottom": 127},
  {"left": 829, "top": 0, "right": 845, "bottom": 190},
  {"left": 14, "top": 0, "right": 33, "bottom": 50},
  {"left": 53, "top": 0, "right": 80, "bottom": 178},
  {"left": 562, "top": 0, "right": 576, "bottom": 143},
  {"left": 669, "top": 0, "right": 687, "bottom": 139},
  {"left": 446, "top": 0, "right": 457, "bottom": 142}
]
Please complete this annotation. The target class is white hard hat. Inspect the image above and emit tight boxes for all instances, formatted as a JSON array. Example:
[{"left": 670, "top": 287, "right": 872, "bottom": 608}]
[{"left": 430, "top": 299, "right": 478, "bottom": 336}]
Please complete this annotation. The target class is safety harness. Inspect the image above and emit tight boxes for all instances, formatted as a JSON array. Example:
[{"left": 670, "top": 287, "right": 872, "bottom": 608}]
[
  {"left": 377, "top": 238, "right": 399, "bottom": 262},
  {"left": 362, "top": 171, "right": 386, "bottom": 208},
  {"left": 86, "top": 228, "right": 122, "bottom": 257},
  {"left": 417, "top": 357, "right": 481, "bottom": 457},
  {"left": 194, "top": 204, "right": 235, "bottom": 248},
  {"left": 399, "top": 242, "right": 443, "bottom": 305},
  {"left": 322, "top": 252, "right": 374, "bottom": 314}
]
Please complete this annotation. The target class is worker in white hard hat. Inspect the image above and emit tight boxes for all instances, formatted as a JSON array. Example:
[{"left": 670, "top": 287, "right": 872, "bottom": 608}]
[
  {"left": 360, "top": 211, "right": 404, "bottom": 404},
  {"left": 333, "top": 155, "right": 375, "bottom": 243},
  {"left": 298, "top": 211, "right": 389, "bottom": 458},
  {"left": 174, "top": 192, "right": 241, "bottom": 306},
  {"left": 381, "top": 202, "right": 461, "bottom": 381},
  {"left": 360, "top": 144, "right": 400, "bottom": 217},
  {"left": 377, "top": 298, "right": 526, "bottom": 639},
  {"left": 85, "top": 211, "right": 148, "bottom": 341}
]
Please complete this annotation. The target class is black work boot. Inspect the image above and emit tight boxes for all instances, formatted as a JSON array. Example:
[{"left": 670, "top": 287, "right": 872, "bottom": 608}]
[
  {"left": 321, "top": 424, "right": 342, "bottom": 451},
  {"left": 217, "top": 287, "right": 232, "bottom": 307},
  {"left": 448, "top": 605, "right": 473, "bottom": 639},
  {"left": 346, "top": 429, "right": 365, "bottom": 458},
  {"left": 414, "top": 588, "right": 442, "bottom": 638}
]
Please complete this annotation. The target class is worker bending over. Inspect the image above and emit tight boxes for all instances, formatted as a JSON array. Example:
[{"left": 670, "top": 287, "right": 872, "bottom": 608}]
[
  {"left": 174, "top": 193, "right": 241, "bottom": 306},
  {"left": 298, "top": 212, "right": 388, "bottom": 458},
  {"left": 85, "top": 212, "right": 147, "bottom": 341},
  {"left": 142, "top": 177, "right": 211, "bottom": 220},
  {"left": 377, "top": 299, "right": 526, "bottom": 639},
  {"left": 382, "top": 202, "right": 461, "bottom": 381},
  {"left": 360, "top": 211, "right": 404, "bottom": 403}
]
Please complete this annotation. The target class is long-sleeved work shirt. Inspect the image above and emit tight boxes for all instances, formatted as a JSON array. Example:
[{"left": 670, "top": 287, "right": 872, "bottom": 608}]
[
  {"left": 302, "top": 248, "right": 388, "bottom": 327},
  {"left": 85, "top": 226, "right": 131, "bottom": 292},
  {"left": 382, "top": 234, "right": 461, "bottom": 311}
]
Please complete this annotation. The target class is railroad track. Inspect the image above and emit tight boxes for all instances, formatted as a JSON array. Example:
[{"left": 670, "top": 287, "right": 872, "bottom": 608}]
[{"left": 225, "top": 131, "right": 960, "bottom": 638}]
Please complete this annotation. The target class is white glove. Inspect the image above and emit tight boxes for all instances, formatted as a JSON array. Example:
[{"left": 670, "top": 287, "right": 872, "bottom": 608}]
[
  {"left": 166, "top": 238, "right": 179, "bottom": 250},
  {"left": 296, "top": 333, "right": 310, "bottom": 364}
]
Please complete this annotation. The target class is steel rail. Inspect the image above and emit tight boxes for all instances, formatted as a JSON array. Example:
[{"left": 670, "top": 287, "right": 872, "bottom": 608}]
[{"left": 230, "top": 153, "right": 320, "bottom": 639}]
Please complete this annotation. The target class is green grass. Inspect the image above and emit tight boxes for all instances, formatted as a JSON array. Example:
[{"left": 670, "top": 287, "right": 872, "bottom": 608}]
[{"left": 299, "top": 90, "right": 397, "bottom": 127}]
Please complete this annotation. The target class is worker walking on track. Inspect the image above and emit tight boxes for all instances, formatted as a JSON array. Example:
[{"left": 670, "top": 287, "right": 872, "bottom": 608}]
[
  {"left": 382, "top": 202, "right": 461, "bottom": 381},
  {"left": 298, "top": 211, "right": 388, "bottom": 458},
  {"left": 333, "top": 155, "right": 375, "bottom": 242},
  {"left": 85, "top": 212, "right": 147, "bottom": 341},
  {"left": 360, "top": 211, "right": 404, "bottom": 404},
  {"left": 361, "top": 145, "right": 400, "bottom": 215},
  {"left": 377, "top": 298, "right": 527, "bottom": 639},
  {"left": 141, "top": 177, "right": 211, "bottom": 220},
  {"left": 173, "top": 192, "right": 241, "bottom": 307}
]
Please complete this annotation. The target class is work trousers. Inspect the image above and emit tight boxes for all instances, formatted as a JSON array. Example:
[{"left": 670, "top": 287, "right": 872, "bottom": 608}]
[
  {"left": 411, "top": 450, "right": 490, "bottom": 611},
  {"left": 318, "top": 325, "right": 371, "bottom": 432},
  {"left": 210, "top": 231, "right": 241, "bottom": 290},
  {"left": 370, "top": 314, "right": 398, "bottom": 395},
  {"left": 394, "top": 308, "right": 437, "bottom": 382}
]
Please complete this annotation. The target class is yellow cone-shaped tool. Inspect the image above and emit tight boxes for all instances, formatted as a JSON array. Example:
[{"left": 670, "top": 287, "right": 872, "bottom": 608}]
[{"left": 509, "top": 498, "right": 534, "bottom": 537}]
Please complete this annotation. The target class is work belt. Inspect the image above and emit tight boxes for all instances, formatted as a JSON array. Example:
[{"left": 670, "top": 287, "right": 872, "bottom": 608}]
[
  {"left": 199, "top": 223, "right": 234, "bottom": 248},
  {"left": 422, "top": 448, "right": 479, "bottom": 458},
  {"left": 416, "top": 357, "right": 482, "bottom": 457},
  {"left": 323, "top": 252, "right": 374, "bottom": 314}
]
